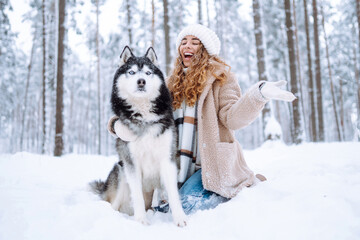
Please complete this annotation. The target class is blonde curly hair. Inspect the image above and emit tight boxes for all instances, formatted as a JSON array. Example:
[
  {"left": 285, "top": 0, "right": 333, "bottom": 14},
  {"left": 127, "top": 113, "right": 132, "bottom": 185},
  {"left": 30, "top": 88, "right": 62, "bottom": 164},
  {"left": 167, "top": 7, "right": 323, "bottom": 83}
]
[{"left": 168, "top": 44, "right": 231, "bottom": 110}]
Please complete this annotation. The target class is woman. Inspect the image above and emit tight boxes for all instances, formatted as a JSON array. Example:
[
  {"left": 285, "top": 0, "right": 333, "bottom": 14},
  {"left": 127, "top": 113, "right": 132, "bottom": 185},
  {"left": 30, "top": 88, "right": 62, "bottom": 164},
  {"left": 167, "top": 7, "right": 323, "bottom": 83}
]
[{"left": 109, "top": 24, "right": 296, "bottom": 214}]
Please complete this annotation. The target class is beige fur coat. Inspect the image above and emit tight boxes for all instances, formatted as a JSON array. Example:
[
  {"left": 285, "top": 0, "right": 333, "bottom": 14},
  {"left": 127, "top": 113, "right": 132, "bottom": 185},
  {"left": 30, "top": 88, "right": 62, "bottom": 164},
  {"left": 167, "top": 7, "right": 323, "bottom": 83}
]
[{"left": 168, "top": 72, "right": 268, "bottom": 198}]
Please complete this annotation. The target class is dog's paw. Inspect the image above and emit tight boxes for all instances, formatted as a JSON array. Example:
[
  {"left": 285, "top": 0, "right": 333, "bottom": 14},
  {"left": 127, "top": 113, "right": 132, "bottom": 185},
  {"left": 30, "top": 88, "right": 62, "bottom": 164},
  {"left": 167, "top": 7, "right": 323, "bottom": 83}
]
[
  {"left": 174, "top": 218, "right": 187, "bottom": 227},
  {"left": 134, "top": 215, "right": 149, "bottom": 226},
  {"left": 173, "top": 214, "right": 187, "bottom": 227},
  {"left": 111, "top": 202, "right": 120, "bottom": 211}
]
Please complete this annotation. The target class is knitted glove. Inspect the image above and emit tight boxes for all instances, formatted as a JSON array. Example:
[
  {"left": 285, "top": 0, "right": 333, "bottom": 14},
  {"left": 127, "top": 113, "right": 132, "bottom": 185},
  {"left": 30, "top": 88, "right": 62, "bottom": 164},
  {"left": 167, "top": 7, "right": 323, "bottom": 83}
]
[
  {"left": 107, "top": 116, "right": 137, "bottom": 141},
  {"left": 259, "top": 80, "right": 296, "bottom": 102}
]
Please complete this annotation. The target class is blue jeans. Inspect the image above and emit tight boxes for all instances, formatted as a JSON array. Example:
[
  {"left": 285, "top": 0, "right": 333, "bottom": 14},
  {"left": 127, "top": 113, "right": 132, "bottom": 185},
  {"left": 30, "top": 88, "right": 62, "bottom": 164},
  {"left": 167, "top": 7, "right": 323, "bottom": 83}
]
[{"left": 179, "top": 169, "right": 229, "bottom": 215}]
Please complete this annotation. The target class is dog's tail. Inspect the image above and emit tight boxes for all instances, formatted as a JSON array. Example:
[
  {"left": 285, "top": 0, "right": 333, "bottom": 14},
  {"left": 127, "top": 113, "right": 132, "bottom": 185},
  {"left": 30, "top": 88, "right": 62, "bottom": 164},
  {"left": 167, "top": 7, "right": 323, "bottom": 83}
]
[{"left": 89, "top": 180, "right": 106, "bottom": 197}]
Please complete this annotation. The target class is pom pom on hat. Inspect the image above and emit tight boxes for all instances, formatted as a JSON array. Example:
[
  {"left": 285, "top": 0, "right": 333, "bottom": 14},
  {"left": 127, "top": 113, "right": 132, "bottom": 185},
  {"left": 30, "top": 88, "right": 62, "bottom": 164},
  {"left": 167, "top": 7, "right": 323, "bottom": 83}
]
[{"left": 176, "top": 24, "right": 221, "bottom": 56}]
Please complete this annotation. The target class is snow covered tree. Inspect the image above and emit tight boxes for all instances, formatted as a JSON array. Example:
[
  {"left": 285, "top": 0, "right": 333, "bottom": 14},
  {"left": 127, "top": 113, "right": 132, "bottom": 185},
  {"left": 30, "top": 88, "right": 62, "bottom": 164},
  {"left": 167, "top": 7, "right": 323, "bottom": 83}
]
[
  {"left": 20, "top": 35, "right": 36, "bottom": 152},
  {"left": 41, "top": 0, "right": 46, "bottom": 153},
  {"left": 0, "top": 0, "right": 27, "bottom": 152},
  {"left": 292, "top": 0, "right": 307, "bottom": 140},
  {"left": 320, "top": 4, "right": 342, "bottom": 141},
  {"left": 3, "top": 0, "right": 360, "bottom": 154},
  {"left": 303, "top": 0, "right": 317, "bottom": 142},
  {"left": 356, "top": 0, "right": 360, "bottom": 140},
  {"left": 92, "top": 0, "right": 105, "bottom": 154},
  {"left": 45, "top": 0, "right": 57, "bottom": 153}
]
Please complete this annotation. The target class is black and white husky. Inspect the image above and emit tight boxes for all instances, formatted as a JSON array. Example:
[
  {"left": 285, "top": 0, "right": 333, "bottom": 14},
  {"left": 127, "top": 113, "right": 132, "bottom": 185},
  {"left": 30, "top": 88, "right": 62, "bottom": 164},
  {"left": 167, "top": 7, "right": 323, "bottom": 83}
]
[{"left": 90, "top": 46, "right": 186, "bottom": 227}]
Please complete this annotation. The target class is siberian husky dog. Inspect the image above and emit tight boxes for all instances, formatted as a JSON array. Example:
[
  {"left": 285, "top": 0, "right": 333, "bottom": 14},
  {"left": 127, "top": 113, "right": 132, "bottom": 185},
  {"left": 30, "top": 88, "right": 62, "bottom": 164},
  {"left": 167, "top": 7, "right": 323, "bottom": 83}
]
[{"left": 90, "top": 46, "right": 186, "bottom": 227}]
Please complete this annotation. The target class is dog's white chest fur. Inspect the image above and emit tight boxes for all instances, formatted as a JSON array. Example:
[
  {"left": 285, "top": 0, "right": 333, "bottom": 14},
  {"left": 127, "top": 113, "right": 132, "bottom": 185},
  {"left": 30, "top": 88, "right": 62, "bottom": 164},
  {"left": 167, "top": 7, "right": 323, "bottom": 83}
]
[{"left": 128, "top": 127, "right": 173, "bottom": 190}]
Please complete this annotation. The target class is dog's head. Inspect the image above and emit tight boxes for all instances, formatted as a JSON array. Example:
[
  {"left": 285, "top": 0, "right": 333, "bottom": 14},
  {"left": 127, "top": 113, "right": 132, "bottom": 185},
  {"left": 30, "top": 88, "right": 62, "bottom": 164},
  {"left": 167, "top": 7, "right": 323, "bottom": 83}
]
[{"left": 113, "top": 46, "right": 164, "bottom": 100}]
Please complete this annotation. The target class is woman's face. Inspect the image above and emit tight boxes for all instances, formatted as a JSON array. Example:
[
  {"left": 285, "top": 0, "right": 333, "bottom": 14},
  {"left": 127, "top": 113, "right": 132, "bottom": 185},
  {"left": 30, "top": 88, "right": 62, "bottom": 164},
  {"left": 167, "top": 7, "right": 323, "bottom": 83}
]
[{"left": 179, "top": 35, "right": 201, "bottom": 67}]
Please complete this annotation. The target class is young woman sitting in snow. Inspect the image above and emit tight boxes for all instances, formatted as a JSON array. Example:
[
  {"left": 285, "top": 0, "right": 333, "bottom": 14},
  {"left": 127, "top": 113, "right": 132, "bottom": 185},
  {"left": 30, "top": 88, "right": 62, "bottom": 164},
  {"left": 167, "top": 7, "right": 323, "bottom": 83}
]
[{"left": 108, "top": 24, "right": 296, "bottom": 214}]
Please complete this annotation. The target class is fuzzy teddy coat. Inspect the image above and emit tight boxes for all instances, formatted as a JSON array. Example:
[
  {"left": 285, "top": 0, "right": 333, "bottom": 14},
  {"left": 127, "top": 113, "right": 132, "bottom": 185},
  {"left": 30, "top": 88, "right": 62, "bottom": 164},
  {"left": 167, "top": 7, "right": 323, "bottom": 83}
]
[{"left": 167, "top": 72, "right": 268, "bottom": 198}]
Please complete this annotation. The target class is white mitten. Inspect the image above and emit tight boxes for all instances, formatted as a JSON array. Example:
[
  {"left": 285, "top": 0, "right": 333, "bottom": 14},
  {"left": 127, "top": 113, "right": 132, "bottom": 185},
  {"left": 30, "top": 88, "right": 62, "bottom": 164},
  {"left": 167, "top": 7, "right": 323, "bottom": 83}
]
[
  {"left": 114, "top": 120, "right": 138, "bottom": 141},
  {"left": 107, "top": 116, "right": 137, "bottom": 141},
  {"left": 260, "top": 80, "right": 297, "bottom": 102}
]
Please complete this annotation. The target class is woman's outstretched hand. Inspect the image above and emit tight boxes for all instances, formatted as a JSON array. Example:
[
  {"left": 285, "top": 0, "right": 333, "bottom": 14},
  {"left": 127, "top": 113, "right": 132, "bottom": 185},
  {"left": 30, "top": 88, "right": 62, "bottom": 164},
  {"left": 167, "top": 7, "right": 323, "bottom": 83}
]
[
  {"left": 113, "top": 120, "right": 137, "bottom": 141},
  {"left": 107, "top": 116, "right": 137, "bottom": 141},
  {"left": 260, "top": 80, "right": 297, "bottom": 102}
]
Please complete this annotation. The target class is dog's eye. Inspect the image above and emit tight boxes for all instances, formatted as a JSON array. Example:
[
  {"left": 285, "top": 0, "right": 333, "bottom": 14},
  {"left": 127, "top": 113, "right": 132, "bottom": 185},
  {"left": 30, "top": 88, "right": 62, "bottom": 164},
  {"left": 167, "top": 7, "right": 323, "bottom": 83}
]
[
  {"left": 128, "top": 70, "right": 135, "bottom": 75},
  {"left": 145, "top": 71, "right": 152, "bottom": 75}
]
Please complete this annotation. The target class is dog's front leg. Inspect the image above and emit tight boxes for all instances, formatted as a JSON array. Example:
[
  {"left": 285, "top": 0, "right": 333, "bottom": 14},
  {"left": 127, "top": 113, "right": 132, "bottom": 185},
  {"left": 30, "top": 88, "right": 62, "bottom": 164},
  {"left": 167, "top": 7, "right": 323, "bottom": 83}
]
[
  {"left": 125, "top": 168, "right": 148, "bottom": 225},
  {"left": 160, "top": 161, "right": 187, "bottom": 227}
]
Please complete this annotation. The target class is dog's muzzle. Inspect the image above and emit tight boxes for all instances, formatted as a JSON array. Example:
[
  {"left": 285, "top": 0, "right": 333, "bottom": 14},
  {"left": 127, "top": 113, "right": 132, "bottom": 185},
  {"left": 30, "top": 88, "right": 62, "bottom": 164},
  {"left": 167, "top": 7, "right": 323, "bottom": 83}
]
[{"left": 137, "top": 78, "right": 146, "bottom": 91}]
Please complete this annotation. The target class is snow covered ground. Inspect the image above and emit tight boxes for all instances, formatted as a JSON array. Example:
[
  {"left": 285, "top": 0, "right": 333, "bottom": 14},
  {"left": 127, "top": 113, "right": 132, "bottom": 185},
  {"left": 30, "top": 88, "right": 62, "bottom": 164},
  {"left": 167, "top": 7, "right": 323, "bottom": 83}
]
[{"left": 0, "top": 142, "right": 359, "bottom": 240}]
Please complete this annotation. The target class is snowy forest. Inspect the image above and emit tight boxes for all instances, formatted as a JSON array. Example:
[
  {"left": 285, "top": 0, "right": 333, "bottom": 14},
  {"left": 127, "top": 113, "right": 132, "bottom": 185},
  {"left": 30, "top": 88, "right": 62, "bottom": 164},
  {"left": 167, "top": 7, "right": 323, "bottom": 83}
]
[{"left": 1, "top": 0, "right": 360, "bottom": 156}]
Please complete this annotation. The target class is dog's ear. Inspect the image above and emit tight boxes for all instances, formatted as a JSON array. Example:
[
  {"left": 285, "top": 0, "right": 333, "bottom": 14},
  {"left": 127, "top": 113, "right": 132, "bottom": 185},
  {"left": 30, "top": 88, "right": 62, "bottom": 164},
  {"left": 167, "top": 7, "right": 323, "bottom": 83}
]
[
  {"left": 145, "top": 47, "right": 158, "bottom": 65},
  {"left": 119, "top": 46, "right": 134, "bottom": 66}
]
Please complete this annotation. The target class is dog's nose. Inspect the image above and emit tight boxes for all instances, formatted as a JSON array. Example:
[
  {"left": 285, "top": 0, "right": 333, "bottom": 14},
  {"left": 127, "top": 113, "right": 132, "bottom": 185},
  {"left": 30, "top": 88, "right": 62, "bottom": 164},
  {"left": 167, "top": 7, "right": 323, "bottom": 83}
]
[{"left": 137, "top": 79, "right": 146, "bottom": 88}]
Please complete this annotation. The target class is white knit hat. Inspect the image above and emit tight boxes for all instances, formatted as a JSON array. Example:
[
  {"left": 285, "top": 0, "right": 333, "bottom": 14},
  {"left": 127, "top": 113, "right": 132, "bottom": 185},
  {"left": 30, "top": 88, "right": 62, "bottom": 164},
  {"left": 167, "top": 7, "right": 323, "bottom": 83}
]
[{"left": 176, "top": 24, "right": 221, "bottom": 56}]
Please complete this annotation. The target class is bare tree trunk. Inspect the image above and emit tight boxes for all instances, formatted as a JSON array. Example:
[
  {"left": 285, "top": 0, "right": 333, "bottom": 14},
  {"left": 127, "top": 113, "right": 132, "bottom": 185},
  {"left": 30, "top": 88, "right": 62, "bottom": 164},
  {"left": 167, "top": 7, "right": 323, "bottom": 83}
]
[
  {"left": 284, "top": 0, "right": 302, "bottom": 144},
  {"left": 252, "top": 0, "right": 267, "bottom": 82},
  {"left": 163, "top": 0, "right": 171, "bottom": 75},
  {"left": 126, "top": 0, "right": 132, "bottom": 46},
  {"left": 303, "top": 0, "right": 317, "bottom": 142},
  {"left": 198, "top": 0, "right": 203, "bottom": 24},
  {"left": 313, "top": 0, "right": 324, "bottom": 141},
  {"left": 292, "top": 0, "right": 308, "bottom": 140},
  {"left": 151, "top": 0, "right": 155, "bottom": 47},
  {"left": 41, "top": 0, "right": 46, "bottom": 153},
  {"left": 54, "top": 0, "right": 66, "bottom": 156},
  {"left": 96, "top": 0, "right": 101, "bottom": 154},
  {"left": 320, "top": 5, "right": 342, "bottom": 141},
  {"left": 252, "top": 0, "right": 271, "bottom": 141}
]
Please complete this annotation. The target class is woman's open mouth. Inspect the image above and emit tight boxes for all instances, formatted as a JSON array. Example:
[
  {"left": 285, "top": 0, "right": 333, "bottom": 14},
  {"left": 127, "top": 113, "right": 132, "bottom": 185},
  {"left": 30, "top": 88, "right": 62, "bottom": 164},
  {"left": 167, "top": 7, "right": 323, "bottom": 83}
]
[{"left": 184, "top": 52, "right": 193, "bottom": 59}]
